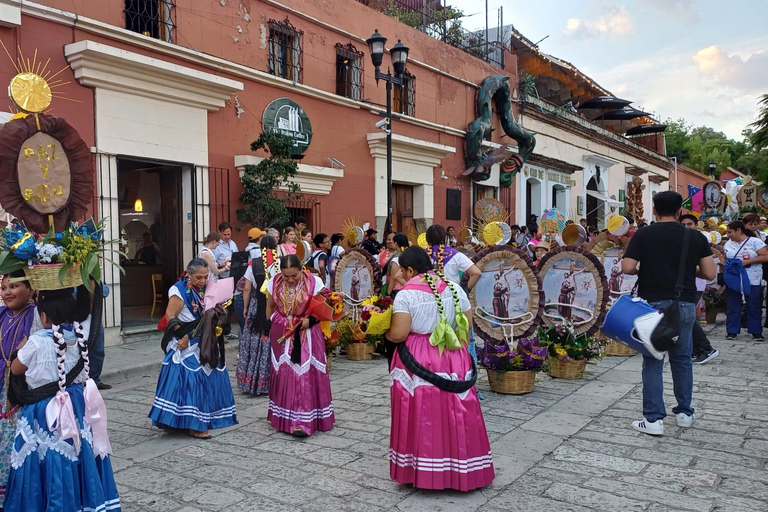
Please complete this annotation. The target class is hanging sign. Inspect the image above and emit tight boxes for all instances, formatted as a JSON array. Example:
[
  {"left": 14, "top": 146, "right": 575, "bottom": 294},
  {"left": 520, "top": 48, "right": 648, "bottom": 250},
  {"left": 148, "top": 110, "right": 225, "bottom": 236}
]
[
  {"left": 738, "top": 183, "right": 758, "bottom": 209},
  {"left": 263, "top": 97, "right": 313, "bottom": 155}
]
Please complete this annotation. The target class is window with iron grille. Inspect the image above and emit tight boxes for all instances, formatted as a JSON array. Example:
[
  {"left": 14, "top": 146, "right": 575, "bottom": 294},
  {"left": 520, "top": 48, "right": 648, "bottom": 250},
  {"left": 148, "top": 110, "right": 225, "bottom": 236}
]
[
  {"left": 335, "top": 43, "right": 364, "bottom": 101},
  {"left": 125, "top": 0, "right": 175, "bottom": 42},
  {"left": 393, "top": 70, "right": 415, "bottom": 117},
  {"left": 268, "top": 18, "right": 303, "bottom": 83}
]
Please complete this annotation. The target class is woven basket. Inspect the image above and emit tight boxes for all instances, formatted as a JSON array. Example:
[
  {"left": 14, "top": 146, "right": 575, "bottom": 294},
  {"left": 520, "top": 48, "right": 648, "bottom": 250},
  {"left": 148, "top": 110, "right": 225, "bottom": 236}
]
[
  {"left": 24, "top": 264, "right": 82, "bottom": 290},
  {"left": 549, "top": 358, "right": 587, "bottom": 380},
  {"left": 487, "top": 369, "right": 535, "bottom": 395},
  {"left": 347, "top": 343, "right": 373, "bottom": 361},
  {"left": 605, "top": 340, "right": 636, "bottom": 357}
]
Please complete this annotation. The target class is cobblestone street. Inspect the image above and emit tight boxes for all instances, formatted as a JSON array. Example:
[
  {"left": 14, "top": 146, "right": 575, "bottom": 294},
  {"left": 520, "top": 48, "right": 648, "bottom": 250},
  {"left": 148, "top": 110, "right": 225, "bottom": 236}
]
[{"left": 103, "top": 322, "right": 768, "bottom": 511}]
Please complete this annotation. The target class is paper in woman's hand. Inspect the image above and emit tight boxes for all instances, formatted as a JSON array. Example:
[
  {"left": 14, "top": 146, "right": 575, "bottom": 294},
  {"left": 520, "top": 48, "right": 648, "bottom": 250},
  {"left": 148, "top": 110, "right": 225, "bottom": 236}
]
[{"left": 204, "top": 276, "right": 234, "bottom": 310}]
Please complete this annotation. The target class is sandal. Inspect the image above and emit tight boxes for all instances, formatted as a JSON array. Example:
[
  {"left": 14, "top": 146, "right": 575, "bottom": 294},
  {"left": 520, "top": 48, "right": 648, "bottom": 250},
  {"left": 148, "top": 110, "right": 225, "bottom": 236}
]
[{"left": 188, "top": 430, "right": 212, "bottom": 440}]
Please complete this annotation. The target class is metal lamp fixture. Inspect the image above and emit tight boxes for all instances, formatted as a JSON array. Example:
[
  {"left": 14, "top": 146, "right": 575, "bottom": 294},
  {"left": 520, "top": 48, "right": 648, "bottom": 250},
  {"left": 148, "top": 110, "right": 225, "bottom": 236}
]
[
  {"left": 366, "top": 29, "right": 387, "bottom": 69},
  {"left": 708, "top": 160, "right": 717, "bottom": 173},
  {"left": 365, "top": 29, "right": 409, "bottom": 234},
  {"left": 390, "top": 40, "right": 410, "bottom": 76}
]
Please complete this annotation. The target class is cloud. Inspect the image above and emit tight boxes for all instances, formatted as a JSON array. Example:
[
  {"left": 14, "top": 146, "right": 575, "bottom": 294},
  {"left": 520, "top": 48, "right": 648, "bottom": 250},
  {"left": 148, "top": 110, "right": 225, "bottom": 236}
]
[
  {"left": 596, "top": 49, "right": 760, "bottom": 139},
  {"left": 692, "top": 46, "right": 768, "bottom": 94},
  {"left": 644, "top": 0, "right": 696, "bottom": 15},
  {"left": 566, "top": 6, "right": 636, "bottom": 39}
]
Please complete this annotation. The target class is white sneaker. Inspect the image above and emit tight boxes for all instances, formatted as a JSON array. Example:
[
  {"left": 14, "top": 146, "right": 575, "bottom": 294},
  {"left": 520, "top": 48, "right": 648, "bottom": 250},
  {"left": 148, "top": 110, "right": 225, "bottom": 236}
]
[
  {"left": 632, "top": 418, "right": 664, "bottom": 436},
  {"left": 676, "top": 413, "right": 694, "bottom": 428}
]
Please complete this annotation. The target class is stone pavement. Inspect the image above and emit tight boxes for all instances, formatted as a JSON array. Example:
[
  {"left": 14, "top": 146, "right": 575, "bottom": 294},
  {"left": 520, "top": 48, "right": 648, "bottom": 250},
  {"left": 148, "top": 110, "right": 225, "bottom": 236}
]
[{"left": 100, "top": 321, "right": 768, "bottom": 512}]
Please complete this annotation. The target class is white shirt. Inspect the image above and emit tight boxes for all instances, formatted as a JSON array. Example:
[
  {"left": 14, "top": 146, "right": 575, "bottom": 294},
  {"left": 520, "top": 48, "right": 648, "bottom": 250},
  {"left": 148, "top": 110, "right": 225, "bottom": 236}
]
[
  {"left": 18, "top": 317, "right": 92, "bottom": 389},
  {"left": 244, "top": 242, "right": 260, "bottom": 262},
  {"left": 169, "top": 287, "right": 198, "bottom": 323},
  {"left": 724, "top": 236, "right": 766, "bottom": 286},
  {"left": 433, "top": 252, "right": 473, "bottom": 285},
  {"left": 393, "top": 283, "right": 470, "bottom": 334}
]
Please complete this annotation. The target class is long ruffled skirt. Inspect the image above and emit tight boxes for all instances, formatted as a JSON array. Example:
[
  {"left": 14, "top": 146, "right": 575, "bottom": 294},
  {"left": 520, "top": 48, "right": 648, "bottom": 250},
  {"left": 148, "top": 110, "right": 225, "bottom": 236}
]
[
  {"left": 3, "top": 384, "right": 121, "bottom": 512},
  {"left": 148, "top": 338, "right": 238, "bottom": 432},
  {"left": 0, "top": 382, "right": 20, "bottom": 501},
  {"left": 389, "top": 333, "right": 494, "bottom": 491},
  {"left": 237, "top": 296, "right": 271, "bottom": 395},
  {"left": 268, "top": 315, "right": 334, "bottom": 435}
]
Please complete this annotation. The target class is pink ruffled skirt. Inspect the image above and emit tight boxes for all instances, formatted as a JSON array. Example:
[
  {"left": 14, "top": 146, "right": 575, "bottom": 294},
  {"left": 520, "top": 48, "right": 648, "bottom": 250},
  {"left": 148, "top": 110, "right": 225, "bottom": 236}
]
[{"left": 389, "top": 333, "right": 494, "bottom": 491}]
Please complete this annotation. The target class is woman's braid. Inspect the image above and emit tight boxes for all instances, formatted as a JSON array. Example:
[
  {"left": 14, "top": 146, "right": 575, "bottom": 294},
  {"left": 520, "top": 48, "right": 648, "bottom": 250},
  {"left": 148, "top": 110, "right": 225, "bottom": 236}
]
[{"left": 52, "top": 324, "right": 68, "bottom": 393}]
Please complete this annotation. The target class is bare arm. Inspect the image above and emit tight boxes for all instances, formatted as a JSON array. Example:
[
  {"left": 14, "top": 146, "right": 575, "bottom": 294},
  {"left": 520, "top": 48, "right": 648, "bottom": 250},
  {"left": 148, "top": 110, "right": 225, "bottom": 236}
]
[
  {"left": 463, "top": 308, "right": 473, "bottom": 330},
  {"left": 622, "top": 257, "right": 639, "bottom": 276},
  {"left": 697, "top": 255, "right": 717, "bottom": 281},
  {"left": 243, "top": 279, "right": 252, "bottom": 316},
  {"left": 466, "top": 265, "right": 481, "bottom": 291},
  {"left": 10, "top": 357, "right": 27, "bottom": 375},
  {"left": 202, "top": 252, "right": 224, "bottom": 276},
  {"left": 386, "top": 312, "right": 411, "bottom": 343},
  {"left": 745, "top": 247, "right": 768, "bottom": 266},
  {"left": 318, "top": 259, "right": 327, "bottom": 283},
  {"left": 266, "top": 293, "right": 275, "bottom": 319},
  {"left": 165, "top": 295, "right": 189, "bottom": 350}
]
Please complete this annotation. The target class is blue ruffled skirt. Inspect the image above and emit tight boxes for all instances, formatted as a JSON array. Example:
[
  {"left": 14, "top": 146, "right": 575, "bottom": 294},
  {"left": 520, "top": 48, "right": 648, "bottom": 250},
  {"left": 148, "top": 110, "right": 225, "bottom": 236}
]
[
  {"left": 148, "top": 337, "right": 238, "bottom": 432},
  {"left": 2, "top": 384, "right": 121, "bottom": 512}
]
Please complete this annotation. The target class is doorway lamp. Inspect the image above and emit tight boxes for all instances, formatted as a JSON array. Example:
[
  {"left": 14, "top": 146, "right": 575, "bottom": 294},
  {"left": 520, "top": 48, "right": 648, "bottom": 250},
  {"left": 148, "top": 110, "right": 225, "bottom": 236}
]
[
  {"left": 708, "top": 160, "right": 716, "bottom": 178},
  {"left": 366, "top": 29, "right": 409, "bottom": 234}
]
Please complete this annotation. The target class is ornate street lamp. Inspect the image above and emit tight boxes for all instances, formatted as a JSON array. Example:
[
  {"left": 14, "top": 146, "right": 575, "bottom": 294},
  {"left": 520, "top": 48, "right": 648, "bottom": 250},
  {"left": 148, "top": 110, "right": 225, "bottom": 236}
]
[
  {"left": 708, "top": 160, "right": 717, "bottom": 176},
  {"left": 366, "top": 29, "right": 409, "bottom": 234}
]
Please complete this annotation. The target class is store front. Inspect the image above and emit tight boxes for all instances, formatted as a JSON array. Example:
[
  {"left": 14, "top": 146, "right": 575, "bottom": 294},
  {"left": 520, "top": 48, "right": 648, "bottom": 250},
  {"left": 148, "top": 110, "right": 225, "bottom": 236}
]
[{"left": 516, "top": 163, "right": 573, "bottom": 226}]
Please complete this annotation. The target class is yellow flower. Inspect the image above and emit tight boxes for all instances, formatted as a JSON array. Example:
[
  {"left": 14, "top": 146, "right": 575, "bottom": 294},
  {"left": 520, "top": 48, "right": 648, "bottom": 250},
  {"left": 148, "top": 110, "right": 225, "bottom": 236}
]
[
  {"left": 555, "top": 347, "right": 568, "bottom": 357},
  {"left": 215, "top": 326, "right": 223, "bottom": 337}
]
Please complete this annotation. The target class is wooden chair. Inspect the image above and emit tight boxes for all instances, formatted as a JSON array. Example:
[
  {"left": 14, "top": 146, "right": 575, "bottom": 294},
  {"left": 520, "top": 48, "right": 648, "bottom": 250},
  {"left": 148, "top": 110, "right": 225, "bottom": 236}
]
[{"left": 150, "top": 274, "right": 163, "bottom": 318}]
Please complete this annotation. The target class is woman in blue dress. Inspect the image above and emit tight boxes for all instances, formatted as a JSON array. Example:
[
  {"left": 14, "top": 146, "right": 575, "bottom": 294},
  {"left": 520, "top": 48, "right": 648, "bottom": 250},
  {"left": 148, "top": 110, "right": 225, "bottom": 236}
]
[
  {"left": 4, "top": 287, "right": 120, "bottom": 512},
  {"left": 148, "top": 258, "right": 237, "bottom": 439}
]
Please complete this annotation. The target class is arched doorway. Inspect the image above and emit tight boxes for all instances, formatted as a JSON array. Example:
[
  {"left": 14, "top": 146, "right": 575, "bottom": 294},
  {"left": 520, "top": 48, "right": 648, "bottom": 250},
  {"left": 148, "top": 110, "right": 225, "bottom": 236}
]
[
  {"left": 552, "top": 184, "right": 567, "bottom": 210},
  {"left": 526, "top": 178, "right": 542, "bottom": 227},
  {"left": 586, "top": 176, "right": 601, "bottom": 229}
]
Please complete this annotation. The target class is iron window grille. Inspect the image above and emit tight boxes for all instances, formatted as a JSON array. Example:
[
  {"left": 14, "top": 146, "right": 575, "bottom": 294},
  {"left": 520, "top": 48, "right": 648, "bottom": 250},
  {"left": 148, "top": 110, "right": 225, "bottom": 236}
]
[
  {"left": 393, "top": 69, "right": 415, "bottom": 117},
  {"left": 125, "top": 0, "right": 175, "bottom": 42},
  {"left": 268, "top": 18, "right": 303, "bottom": 83},
  {"left": 335, "top": 43, "right": 364, "bottom": 101}
]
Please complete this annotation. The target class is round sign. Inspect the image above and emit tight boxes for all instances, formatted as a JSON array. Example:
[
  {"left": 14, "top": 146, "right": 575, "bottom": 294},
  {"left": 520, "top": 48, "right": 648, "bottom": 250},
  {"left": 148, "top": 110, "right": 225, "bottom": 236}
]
[
  {"left": 331, "top": 248, "right": 381, "bottom": 305},
  {"left": 17, "top": 132, "right": 71, "bottom": 215},
  {"left": 702, "top": 181, "right": 722, "bottom": 210},
  {"left": 10, "top": 73, "right": 52, "bottom": 113},
  {"left": 538, "top": 246, "right": 609, "bottom": 336},
  {"left": 470, "top": 245, "right": 543, "bottom": 341},
  {"left": 262, "top": 97, "right": 313, "bottom": 155}
]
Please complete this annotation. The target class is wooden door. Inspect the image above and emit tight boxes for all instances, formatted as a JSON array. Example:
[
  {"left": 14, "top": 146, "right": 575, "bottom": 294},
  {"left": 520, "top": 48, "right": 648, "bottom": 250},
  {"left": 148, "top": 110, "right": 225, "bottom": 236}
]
[
  {"left": 391, "top": 184, "right": 415, "bottom": 235},
  {"left": 159, "top": 168, "right": 183, "bottom": 308}
]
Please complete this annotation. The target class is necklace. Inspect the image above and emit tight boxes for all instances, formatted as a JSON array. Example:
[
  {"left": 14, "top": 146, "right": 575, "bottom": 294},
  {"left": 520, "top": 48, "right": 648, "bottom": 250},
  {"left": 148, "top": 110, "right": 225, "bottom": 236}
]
[{"left": 0, "top": 305, "right": 30, "bottom": 422}]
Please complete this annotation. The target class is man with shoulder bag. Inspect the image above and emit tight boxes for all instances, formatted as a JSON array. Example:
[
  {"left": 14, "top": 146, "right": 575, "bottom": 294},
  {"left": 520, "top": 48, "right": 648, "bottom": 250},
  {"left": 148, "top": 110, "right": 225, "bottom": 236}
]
[{"left": 622, "top": 192, "right": 716, "bottom": 436}]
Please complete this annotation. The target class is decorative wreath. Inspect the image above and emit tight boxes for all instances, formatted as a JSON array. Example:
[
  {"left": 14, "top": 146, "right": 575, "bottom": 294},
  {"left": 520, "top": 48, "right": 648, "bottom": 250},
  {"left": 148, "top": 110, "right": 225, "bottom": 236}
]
[
  {"left": 470, "top": 245, "right": 544, "bottom": 342},
  {"left": 583, "top": 232, "right": 631, "bottom": 259},
  {"left": 331, "top": 248, "right": 382, "bottom": 308},
  {"left": 537, "top": 245, "right": 609, "bottom": 336},
  {"left": 0, "top": 114, "right": 92, "bottom": 233}
]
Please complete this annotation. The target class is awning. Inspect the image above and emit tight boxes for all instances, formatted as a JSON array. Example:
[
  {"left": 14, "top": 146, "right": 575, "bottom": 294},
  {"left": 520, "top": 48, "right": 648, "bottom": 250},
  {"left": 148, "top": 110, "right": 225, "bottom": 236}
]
[
  {"left": 586, "top": 190, "right": 623, "bottom": 206},
  {"left": 626, "top": 124, "right": 667, "bottom": 136},
  {"left": 578, "top": 96, "right": 632, "bottom": 110},
  {"left": 594, "top": 106, "right": 651, "bottom": 121}
]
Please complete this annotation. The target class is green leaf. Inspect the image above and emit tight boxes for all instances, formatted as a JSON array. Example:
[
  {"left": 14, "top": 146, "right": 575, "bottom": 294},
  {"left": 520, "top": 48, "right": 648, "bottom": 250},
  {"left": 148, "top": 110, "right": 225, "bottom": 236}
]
[
  {"left": 105, "top": 258, "right": 126, "bottom": 275},
  {"left": 0, "top": 259, "right": 26, "bottom": 275},
  {"left": 80, "top": 262, "right": 93, "bottom": 292},
  {"left": 92, "top": 257, "right": 101, "bottom": 284},
  {"left": 58, "top": 263, "right": 72, "bottom": 285}
]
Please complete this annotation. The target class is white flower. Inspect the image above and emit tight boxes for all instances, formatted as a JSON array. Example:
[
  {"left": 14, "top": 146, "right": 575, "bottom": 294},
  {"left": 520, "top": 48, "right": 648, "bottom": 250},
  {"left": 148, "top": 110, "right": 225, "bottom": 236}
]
[{"left": 34, "top": 242, "right": 63, "bottom": 264}]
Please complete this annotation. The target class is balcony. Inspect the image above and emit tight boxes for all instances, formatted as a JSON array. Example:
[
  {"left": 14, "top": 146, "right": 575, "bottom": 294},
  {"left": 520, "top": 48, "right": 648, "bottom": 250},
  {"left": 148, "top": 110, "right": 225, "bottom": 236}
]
[{"left": 356, "top": 0, "right": 504, "bottom": 68}]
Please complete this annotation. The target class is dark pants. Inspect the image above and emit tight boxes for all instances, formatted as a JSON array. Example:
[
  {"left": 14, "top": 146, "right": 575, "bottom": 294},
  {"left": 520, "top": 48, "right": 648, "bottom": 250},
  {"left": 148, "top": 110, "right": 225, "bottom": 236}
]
[
  {"left": 726, "top": 285, "right": 763, "bottom": 335},
  {"left": 692, "top": 292, "right": 713, "bottom": 356},
  {"left": 234, "top": 293, "right": 245, "bottom": 337},
  {"left": 90, "top": 324, "right": 105, "bottom": 384}
]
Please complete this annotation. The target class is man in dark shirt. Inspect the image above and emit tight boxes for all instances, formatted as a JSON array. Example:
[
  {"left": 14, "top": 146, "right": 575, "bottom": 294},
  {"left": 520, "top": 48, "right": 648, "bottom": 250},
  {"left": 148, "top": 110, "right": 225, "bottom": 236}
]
[
  {"left": 622, "top": 191, "right": 716, "bottom": 436},
  {"left": 362, "top": 228, "right": 381, "bottom": 256}
]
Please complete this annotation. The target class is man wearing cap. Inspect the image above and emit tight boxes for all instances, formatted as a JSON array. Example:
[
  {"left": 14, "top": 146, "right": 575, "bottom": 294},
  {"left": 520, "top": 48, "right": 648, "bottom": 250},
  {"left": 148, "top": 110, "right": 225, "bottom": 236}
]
[
  {"left": 362, "top": 228, "right": 381, "bottom": 256},
  {"left": 245, "top": 227, "right": 264, "bottom": 261}
]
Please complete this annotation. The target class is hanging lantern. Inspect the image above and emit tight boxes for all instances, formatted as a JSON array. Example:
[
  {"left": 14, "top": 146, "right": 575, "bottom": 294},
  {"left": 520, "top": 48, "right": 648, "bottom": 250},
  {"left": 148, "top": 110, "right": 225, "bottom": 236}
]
[{"left": 134, "top": 198, "right": 143, "bottom": 212}]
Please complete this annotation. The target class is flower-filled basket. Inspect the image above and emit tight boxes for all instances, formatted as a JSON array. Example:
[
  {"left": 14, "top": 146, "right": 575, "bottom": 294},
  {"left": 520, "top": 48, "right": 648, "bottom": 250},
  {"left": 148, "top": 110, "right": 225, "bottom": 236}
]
[
  {"left": 538, "top": 322, "right": 607, "bottom": 380},
  {"left": 478, "top": 336, "right": 548, "bottom": 394},
  {"left": 0, "top": 218, "right": 122, "bottom": 291}
]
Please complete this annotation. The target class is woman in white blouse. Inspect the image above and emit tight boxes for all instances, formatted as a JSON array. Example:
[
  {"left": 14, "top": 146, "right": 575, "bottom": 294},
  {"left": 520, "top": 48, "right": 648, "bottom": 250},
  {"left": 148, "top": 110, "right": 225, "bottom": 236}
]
[
  {"left": 425, "top": 224, "right": 481, "bottom": 289},
  {"left": 385, "top": 247, "right": 494, "bottom": 491},
  {"left": 198, "top": 232, "right": 229, "bottom": 277}
]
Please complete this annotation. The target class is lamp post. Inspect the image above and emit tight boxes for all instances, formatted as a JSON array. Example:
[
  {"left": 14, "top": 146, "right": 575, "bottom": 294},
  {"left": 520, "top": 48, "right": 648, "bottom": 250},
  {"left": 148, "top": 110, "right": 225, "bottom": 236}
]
[
  {"left": 366, "top": 29, "right": 409, "bottom": 235},
  {"left": 708, "top": 160, "right": 717, "bottom": 178}
]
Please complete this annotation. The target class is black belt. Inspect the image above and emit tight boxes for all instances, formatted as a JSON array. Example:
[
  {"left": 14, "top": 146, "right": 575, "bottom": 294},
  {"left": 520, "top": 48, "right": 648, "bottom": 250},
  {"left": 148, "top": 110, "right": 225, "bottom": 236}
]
[{"left": 396, "top": 342, "right": 477, "bottom": 394}]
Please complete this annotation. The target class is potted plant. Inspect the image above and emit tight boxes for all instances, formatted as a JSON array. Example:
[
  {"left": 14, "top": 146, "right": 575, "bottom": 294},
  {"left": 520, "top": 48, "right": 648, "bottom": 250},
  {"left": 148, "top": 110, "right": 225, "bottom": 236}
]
[
  {"left": 702, "top": 288, "right": 723, "bottom": 324},
  {"left": 478, "top": 336, "right": 548, "bottom": 394},
  {"left": 538, "top": 322, "right": 607, "bottom": 379},
  {"left": 336, "top": 318, "right": 371, "bottom": 360},
  {"left": 325, "top": 330, "right": 340, "bottom": 371}
]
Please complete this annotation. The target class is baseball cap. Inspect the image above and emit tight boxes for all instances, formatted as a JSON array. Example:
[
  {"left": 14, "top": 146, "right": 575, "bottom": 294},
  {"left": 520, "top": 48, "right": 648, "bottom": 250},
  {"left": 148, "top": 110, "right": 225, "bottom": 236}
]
[
  {"left": 366, "top": 228, "right": 378, "bottom": 235},
  {"left": 248, "top": 227, "right": 265, "bottom": 240}
]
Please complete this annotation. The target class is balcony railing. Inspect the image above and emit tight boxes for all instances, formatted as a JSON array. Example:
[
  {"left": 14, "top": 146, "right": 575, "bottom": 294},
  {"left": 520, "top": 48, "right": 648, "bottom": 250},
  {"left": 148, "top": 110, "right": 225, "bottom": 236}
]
[{"left": 356, "top": 0, "right": 504, "bottom": 68}]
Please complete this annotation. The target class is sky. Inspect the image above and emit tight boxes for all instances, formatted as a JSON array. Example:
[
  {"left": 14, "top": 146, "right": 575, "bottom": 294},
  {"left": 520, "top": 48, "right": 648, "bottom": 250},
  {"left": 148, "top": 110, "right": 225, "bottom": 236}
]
[{"left": 448, "top": 0, "right": 768, "bottom": 140}]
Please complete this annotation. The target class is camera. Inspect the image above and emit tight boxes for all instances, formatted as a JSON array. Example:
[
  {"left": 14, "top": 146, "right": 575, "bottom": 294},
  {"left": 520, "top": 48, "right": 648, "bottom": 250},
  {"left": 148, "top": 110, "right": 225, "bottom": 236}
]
[{"left": 375, "top": 118, "right": 389, "bottom": 129}]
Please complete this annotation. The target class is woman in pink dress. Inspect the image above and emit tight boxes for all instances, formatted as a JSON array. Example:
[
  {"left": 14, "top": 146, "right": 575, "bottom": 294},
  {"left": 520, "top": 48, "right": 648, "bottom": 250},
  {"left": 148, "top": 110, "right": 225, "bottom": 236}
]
[
  {"left": 386, "top": 247, "right": 494, "bottom": 491},
  {"left": 265, "top": 254, "right": 334, "bottom": 436}
]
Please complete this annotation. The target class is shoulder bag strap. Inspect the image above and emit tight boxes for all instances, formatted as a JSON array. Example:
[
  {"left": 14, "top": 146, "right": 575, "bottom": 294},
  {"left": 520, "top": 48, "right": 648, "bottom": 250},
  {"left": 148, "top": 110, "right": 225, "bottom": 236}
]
[{"left": 675, "top": 228, "right": 691, "bottom": 299}]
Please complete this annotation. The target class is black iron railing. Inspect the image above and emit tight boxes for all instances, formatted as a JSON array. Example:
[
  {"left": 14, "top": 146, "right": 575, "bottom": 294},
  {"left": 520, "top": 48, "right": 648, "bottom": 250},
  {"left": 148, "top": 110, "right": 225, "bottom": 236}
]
[
  {"left": 335, "top": 43, "right": 365, "bottom": 100},
  {"left": 267, "top": 18, "right": 303, "bottom": 83},
  {"left": 393, "top": 69, "right": 416, "bottom": 116},
  {"left": 125, "top": 0, "right": 175, "bottom": 42}
]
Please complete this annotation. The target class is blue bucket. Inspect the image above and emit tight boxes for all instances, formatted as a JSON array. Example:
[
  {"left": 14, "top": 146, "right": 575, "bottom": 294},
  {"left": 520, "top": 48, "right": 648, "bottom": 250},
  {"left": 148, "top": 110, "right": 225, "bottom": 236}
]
[{"left": 601, "top": 295, "right": 663, "bottom": 359}]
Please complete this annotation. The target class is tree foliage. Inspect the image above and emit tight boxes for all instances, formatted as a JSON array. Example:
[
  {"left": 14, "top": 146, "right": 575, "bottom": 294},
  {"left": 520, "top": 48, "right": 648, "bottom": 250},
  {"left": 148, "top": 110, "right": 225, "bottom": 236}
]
[
  {"left": 751, "top": 93, "right": 768, "bottom": 151},
  {"left": 236, "top": 132, "right": 301, "bottom": 229}
]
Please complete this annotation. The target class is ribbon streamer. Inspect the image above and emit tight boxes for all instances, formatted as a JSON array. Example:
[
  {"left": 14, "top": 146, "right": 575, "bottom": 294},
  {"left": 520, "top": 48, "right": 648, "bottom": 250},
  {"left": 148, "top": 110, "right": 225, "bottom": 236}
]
[
  {"left": 83, "top": 379, "right": 113, "bottom": 458},
  {"left": 45, "top": 390, "right": 81, "bottom": 454}
]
